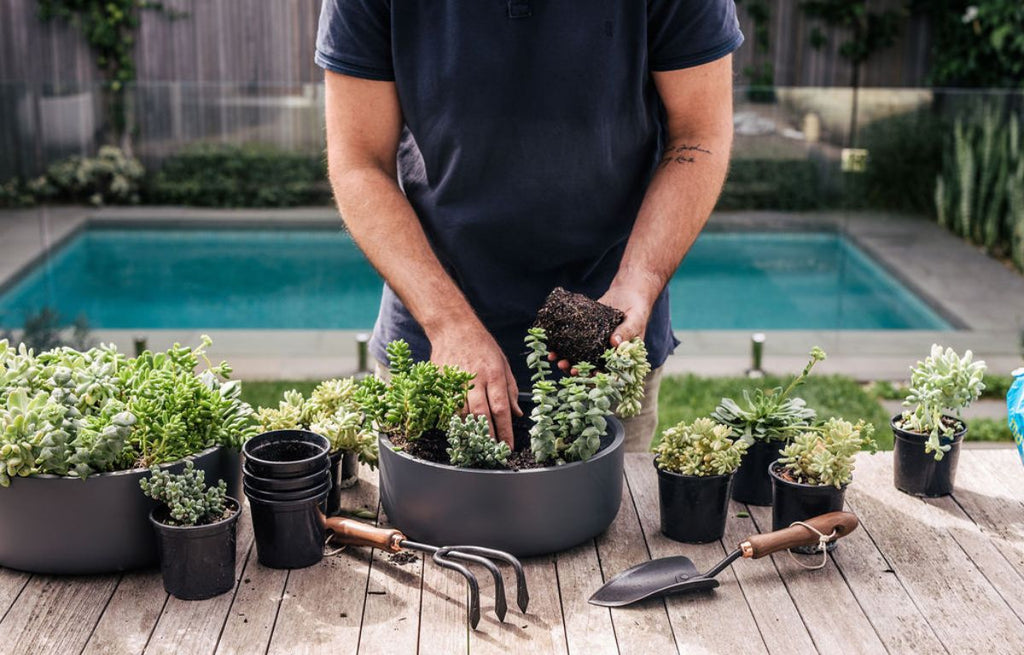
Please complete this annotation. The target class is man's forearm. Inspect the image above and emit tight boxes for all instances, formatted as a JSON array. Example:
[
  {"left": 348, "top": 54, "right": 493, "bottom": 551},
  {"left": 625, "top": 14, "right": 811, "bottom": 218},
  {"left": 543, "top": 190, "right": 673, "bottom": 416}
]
[
  {"left": 329, "top": 166, "right": 479, "bottom": 341},
  {"left": 609, "top": 130, "right": 732, "bottom": 306}
]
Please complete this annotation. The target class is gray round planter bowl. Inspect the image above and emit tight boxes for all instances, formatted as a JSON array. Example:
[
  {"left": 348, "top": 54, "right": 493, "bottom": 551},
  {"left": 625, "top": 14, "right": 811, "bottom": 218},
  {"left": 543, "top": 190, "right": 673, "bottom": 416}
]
[
  {"left": 0, "top": 446, "right": 238, "bottom": 574},
  {"left": 378, "top": 410, "right": 625, "bottom": 556}
]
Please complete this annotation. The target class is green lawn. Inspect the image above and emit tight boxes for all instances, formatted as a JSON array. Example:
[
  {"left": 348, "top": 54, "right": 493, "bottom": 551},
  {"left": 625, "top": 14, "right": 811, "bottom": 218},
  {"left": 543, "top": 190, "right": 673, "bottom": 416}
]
[{"left": 239, "top": 373, "right": 1014, "bottom": 450}]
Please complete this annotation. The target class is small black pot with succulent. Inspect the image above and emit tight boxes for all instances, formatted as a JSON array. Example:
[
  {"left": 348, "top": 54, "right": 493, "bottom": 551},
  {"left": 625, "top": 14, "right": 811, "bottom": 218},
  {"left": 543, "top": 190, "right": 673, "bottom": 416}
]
[
  {"left": 769, "top": 417, "right": 875, "bottom": 553},
  {"left": 712, "top": 348, "right": 825, "bottom": 505},
  {"left": 140, "top": 461, "right": 240, "bottom": 600},
  {"left": 356, "top": 288, "right": 652, "bottom": 556},
  {"left": 891, "top": 345, "right": 986, "bottom": 497},
  {"left": 654, "top": 417, "right": 748, "bottom": 543},
  {"left": 256, "top": 378, "right": 378, "bottom": 515}
]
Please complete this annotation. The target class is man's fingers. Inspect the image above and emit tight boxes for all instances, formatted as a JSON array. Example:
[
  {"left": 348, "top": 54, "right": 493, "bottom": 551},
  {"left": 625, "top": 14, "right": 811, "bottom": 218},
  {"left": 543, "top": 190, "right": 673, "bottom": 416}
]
[
  {"left": 612, "top": 317, "right": 644, "bottom": 347},
  {"left": 505, "top": 371, "right": 523, "bottom": 418},
  {"left": 467, "top": 386, "right": 495, "bottom": 440},
  {"left": 557, "top": 359, "right": 571, "bottom": 372},
  {"left": 486, "top": 382, "right": 515, "bottom": 448}
]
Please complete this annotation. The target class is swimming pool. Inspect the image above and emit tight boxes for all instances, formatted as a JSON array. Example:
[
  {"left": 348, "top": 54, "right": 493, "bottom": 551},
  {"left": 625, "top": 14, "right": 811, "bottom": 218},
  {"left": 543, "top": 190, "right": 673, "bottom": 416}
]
[{"left": 0, "top": 227, "right": 950, "bottom": 331}]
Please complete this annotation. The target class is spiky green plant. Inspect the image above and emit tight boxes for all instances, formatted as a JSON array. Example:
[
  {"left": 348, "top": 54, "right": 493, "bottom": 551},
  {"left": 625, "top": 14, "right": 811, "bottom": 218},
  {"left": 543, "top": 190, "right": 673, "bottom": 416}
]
[
  {"left": 139, "top": 461, "right": 229, "bottom": 527},
  {"left": 446, "top": 414, "right": 510, "bottom": 469},
  {"left": 778, "top": 417, "right": 876, "bottom": 488},
  {"left": 655, "top": 417, "right": 749, "bottom": 476},
  {"left": 711, "top": 348, "right": 826, "bottom": 445},
  {"left": 899, "top": 345, "right": 986, "bottom": 460}
]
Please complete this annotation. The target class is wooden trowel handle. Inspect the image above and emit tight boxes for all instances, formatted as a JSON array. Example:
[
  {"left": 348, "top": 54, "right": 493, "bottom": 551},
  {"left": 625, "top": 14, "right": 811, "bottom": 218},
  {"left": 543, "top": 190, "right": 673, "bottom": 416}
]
[
  {"left": 740, "top": 511, "right": 859, "bottom": 559},
  {"left": 322, "top": 516, "right": 406, "bottom": 553}
]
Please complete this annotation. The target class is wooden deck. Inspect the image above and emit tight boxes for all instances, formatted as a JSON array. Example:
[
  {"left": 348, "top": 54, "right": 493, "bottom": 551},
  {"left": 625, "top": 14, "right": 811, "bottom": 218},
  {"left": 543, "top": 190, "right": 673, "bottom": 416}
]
[{"left": 2, "top": 449, "right": 1023, "bottom": 654}]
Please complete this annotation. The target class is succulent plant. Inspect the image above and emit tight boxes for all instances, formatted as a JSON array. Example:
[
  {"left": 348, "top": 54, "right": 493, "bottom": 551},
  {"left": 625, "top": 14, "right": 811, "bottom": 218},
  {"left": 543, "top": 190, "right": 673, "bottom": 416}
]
[
  {"left": 139, "top": 461, "right": 228, "bottom": 527},
  {"left": 899, "top": 344, "right": 986, "bottom": 460},
  {"left": 777, "top": 417, "right": 876, "bottom": 488},
  {"left": 602, "top": 337, "right": 652, "bottom": 418},
  {"left": 446, "top": 414, "right": 510, "bottom": 469},
  {"left": 712, "top": 347, "right": 825, "bottom": 445},
  {"left": 655, "top": 417, "right": 749, "bottom": 477},
  {"left": 256, "top": 378, "right": 378, "bottom": 468},
  {"left": 525, "top": 328, "right": 621, "bottom": 465}
]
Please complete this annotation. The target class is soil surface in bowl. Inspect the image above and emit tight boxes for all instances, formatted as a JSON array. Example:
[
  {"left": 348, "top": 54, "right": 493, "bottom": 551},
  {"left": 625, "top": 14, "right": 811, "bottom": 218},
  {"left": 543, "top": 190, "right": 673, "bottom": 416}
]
[
  {"left": 533, "top": 287, "right": 624, "bottom": 366},
  {"left": 388, "top": 413, "right": 617, "bottom": 472},
  {"left": 250, "top": 440, "right": 322, "bottom": 463}
]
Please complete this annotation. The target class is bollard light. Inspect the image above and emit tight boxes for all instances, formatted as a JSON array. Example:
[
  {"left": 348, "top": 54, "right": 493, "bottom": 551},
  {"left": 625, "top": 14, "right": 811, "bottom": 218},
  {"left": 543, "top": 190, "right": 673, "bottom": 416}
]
[
  {"left": 356, "top": 332, "right": 371, "bottom": 374},
  {"left": 747, "top": 333, "right": 766, "bottom": 378}
]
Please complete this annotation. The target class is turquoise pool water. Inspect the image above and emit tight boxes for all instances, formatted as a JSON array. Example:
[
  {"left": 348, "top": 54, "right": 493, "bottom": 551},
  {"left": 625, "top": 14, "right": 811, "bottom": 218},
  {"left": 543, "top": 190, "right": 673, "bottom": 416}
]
[{"left": 0, "top": 228, "right": 950, "bottom": 331}]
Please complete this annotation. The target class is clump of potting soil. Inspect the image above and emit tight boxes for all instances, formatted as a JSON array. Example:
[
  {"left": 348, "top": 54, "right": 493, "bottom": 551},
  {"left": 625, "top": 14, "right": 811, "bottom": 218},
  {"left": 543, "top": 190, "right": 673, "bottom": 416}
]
[
  {"left": 533, "top": 287, "right": 624, "bottom": 367},
  {"left": 388, "top": 551, "right": 418, "bottom": 566}
]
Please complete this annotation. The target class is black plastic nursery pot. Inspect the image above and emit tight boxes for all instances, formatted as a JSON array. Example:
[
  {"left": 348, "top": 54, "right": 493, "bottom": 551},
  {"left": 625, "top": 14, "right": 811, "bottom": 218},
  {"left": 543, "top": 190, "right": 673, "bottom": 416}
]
[
  {"left": 378, "top": 395, "right": 625, "bottom": 557},
  {"left": 0, "top": 446, "right": 236, "bottom": 574},
  {"left": 891, "top": 414, "right": 966, "bottom": 497},
  {"left": 151, "top": 498, "right": 241, "bottom": 601},
  {"left": 248, "top": 488, "right": 329, "bottom": 569},
  {"left": 326, "top": 450, "right": 360, "bottom": 516},
  {"left": 243, "top": 430, "right": 330, "bottom": 478},
  {"left": 731, "top": 439, "right": 784, "bottom": 506},
  {"left": 243, "top": 465, "right": 330, "bottom": 493},
  {"left": 769, "top": 460, "right": 847, "bottom": 554},
  {"left": 655, "top": 464, "right": 733, "bottom": 544},
  {"left": 243, "top": 477, "right": 331, "bottom": 503}
]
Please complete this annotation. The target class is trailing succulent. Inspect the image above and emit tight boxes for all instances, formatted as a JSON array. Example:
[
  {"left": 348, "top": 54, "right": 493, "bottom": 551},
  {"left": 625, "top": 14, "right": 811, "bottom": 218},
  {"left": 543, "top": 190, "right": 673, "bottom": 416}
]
[
  {"left": 655, "top": 417, "right": 749, "bottom": 477},
  {"left": 0, "top": 337, "right": 255, "bottom": 487},
  {"left": 777, "top": 417, "right": 877, "bottom": 489},
  {"left": 712, "top": 347, "right": 825, "bottom": 445},
  {"left": 526, "top": 328, "right": 646, "bottom": 465},
  {"left": 139, "top": 461, "right": 229, "bottom": 527},
  {"left": 899, "top": 344, "right": 986, "bottom": 460},
  {"left": 256, "top": 377, "right": 378, "bottom": 468}
]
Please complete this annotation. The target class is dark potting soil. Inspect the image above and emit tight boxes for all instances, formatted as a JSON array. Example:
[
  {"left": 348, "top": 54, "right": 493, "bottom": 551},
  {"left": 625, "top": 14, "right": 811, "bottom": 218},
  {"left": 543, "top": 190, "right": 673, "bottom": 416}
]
[
  {"left": 533, "top": 287, "right": 624, "bottom": 367},
  {"left": 389, "top": 428, "right": 547, "bottom": 470},
  {"left": 387, "top": 551, "right": 419, "bottom": 566},
  {"left": 251, "top": 440, "right": 322, "bottom": 463}
]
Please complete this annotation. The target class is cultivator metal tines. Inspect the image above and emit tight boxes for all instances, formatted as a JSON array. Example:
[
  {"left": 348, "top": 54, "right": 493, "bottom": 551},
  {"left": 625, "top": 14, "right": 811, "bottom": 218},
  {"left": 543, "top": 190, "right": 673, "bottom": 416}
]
[{"left": 322, "top": 516, "right": 529, "bottom": 629}]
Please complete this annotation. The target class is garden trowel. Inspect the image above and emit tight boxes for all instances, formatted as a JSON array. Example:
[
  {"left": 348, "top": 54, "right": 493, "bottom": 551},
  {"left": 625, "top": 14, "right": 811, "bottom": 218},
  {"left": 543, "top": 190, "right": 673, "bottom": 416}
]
[{"left": 589, "top": 511, "right": 858, "bottom": 607}]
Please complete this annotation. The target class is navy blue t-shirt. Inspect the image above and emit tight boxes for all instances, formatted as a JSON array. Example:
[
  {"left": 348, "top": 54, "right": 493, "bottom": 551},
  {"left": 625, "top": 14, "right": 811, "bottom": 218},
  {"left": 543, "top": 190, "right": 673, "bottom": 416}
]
[{"left": 316, "top": 0, "right": 743, "bottom": 386}]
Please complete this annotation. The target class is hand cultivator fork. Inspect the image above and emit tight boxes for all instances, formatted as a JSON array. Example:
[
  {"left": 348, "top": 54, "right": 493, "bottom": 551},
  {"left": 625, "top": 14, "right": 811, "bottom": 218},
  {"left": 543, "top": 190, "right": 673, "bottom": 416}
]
[{"left": 322, "top": 516, "right": 529, "bottom": 629}]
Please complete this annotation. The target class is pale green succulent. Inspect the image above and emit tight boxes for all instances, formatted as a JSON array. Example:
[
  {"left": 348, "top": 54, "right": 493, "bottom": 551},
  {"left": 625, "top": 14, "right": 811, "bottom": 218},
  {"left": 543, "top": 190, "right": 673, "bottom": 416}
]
[
  {"left": 655, "top": 417, "right": 749, "bottom": 476},
  {"left": 140, "top": 461, "right": 228, "bottom": 527},
  {"left": 778, "top": 417, "right": 876, "bottom": 488},
  {"left": 712, "top": 347, "right": 825, "bottom": 445},
  {"left": 446, "top": 414, "right": 510, "bottom": 469},
  {"left": 602, "top": 338, "right": 652, "bottom": 418},
  {"left": 900, "top": 344, "right": 986, "bottom": 460}
]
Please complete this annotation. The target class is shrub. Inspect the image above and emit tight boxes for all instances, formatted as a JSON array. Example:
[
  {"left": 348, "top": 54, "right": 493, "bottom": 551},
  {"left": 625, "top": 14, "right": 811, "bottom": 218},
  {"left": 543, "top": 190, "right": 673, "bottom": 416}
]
[
  {"left": 30, "top": 146, "right": 144, "bottom": 206},
  {"left": 147, "top": 143, "right": 329, "bottom": 207},
  {"left": 718, "top": 159, "right": 831, "bottom": 210}
]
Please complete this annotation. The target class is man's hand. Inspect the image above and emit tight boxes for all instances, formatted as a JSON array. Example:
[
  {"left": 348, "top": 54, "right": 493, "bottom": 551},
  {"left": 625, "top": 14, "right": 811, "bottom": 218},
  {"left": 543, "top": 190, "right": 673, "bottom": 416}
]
[{"left": 429, "top": 321, "right": 522, "bottom": 449}]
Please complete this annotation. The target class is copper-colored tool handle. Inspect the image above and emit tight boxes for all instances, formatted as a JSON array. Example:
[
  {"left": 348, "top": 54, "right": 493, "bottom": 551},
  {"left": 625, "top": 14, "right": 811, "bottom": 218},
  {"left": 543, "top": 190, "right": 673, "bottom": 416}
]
[
  {"left": 739, "top": 511, "right": 859, "bottom": 559},
  {"left": 323, "top": 517, "right": 406, "bottom": 553}
]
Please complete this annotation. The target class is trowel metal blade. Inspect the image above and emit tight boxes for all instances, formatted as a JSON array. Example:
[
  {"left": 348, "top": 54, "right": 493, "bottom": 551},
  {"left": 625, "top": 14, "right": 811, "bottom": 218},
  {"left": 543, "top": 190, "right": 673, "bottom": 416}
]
[{"left": 588, "top": 556, "right": 719, "bottom": 607}]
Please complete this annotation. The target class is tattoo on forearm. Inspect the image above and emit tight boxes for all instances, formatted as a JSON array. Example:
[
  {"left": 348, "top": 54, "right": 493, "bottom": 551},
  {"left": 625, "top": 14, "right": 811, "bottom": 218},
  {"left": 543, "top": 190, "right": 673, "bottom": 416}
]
[{"left": 659, "top": 144, "right": 713, "bottom": 167}]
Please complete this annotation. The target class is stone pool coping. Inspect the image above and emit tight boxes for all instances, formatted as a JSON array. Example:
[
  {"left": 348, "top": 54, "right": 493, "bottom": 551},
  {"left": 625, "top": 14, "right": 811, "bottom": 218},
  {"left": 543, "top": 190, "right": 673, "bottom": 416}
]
[{"left": 1, "top": 206, "right": 1022, "bottom": 379}]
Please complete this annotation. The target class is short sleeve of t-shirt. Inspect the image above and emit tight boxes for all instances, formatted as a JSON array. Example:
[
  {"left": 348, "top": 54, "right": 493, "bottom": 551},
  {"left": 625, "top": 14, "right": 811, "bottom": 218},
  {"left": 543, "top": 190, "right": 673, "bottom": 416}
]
[
  {"left": 647, "top": 0, "right": 744, "bottom": 71},
  {"left": 315, "top": 0, "right": 394, "bottom": 81}
]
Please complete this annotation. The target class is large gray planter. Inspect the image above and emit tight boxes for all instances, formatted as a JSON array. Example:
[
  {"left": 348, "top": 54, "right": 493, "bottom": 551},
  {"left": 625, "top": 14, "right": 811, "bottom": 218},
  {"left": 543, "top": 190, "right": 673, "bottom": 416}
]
[
  {"left": 378, "top": 408, "right": 625, "bottom": 556},
  {"left": 0, "top": 446, "right": 239, "bottom": 574}
]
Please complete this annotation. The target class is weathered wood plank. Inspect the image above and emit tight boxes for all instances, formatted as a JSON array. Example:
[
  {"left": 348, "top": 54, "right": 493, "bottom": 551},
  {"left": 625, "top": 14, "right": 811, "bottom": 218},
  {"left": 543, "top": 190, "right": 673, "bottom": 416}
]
[
  {"left": 468, "top": 555, "right": 567, "bottom": 655},
  {"left": 356, "top": 505, "right": 423, "bottom": 655},
  {"left": 720, "top": 503, "right": 816, "bottom": 655},
  {"left": 597, "top": 479, "right": 677, "bottom": 655},
  {"left": 554, "top": 541, "right": 617, "bottom": 655},
  {"left": 846, "top": 453, "right": 1024, "bottom": 653},
  {"left": 265, "top": 465, "right": 378, "bottom": 655},
  {"left": 0, "top": 574, "right": 119, "bottom": 654},
  {"left": 746, "top": 504, "right": 887, "bottom": 654},
  {"left": 417, "top": 542, "right": 469, "bottom": 655},
  {"left": 81, "top": 571, "right": 166, "bottom": 655},
  {"left": 624, "top": 454, "right": 768, "bottom": 654},
  {"left": 824, "top": 498, "right": 947, "bottom": 654},
  {"left": 214, "top": 538, "right": 286, "bottom": 655},
  {"left": 0, "top": 568, "right": 31, "bottom": 623}
]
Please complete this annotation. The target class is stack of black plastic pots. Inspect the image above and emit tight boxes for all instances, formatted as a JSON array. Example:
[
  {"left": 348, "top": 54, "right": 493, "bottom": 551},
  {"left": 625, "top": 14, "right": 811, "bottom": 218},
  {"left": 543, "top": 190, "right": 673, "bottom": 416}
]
[{"left": 243, "top": 430, "right": 331, "bottom": 569}]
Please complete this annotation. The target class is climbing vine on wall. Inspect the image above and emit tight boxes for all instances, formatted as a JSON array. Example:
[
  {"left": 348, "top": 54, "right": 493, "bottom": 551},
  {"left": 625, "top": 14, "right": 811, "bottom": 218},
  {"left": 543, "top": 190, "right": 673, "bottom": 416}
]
[{"left": 36, "top": 0, "right": 183, "bottom": 148}]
